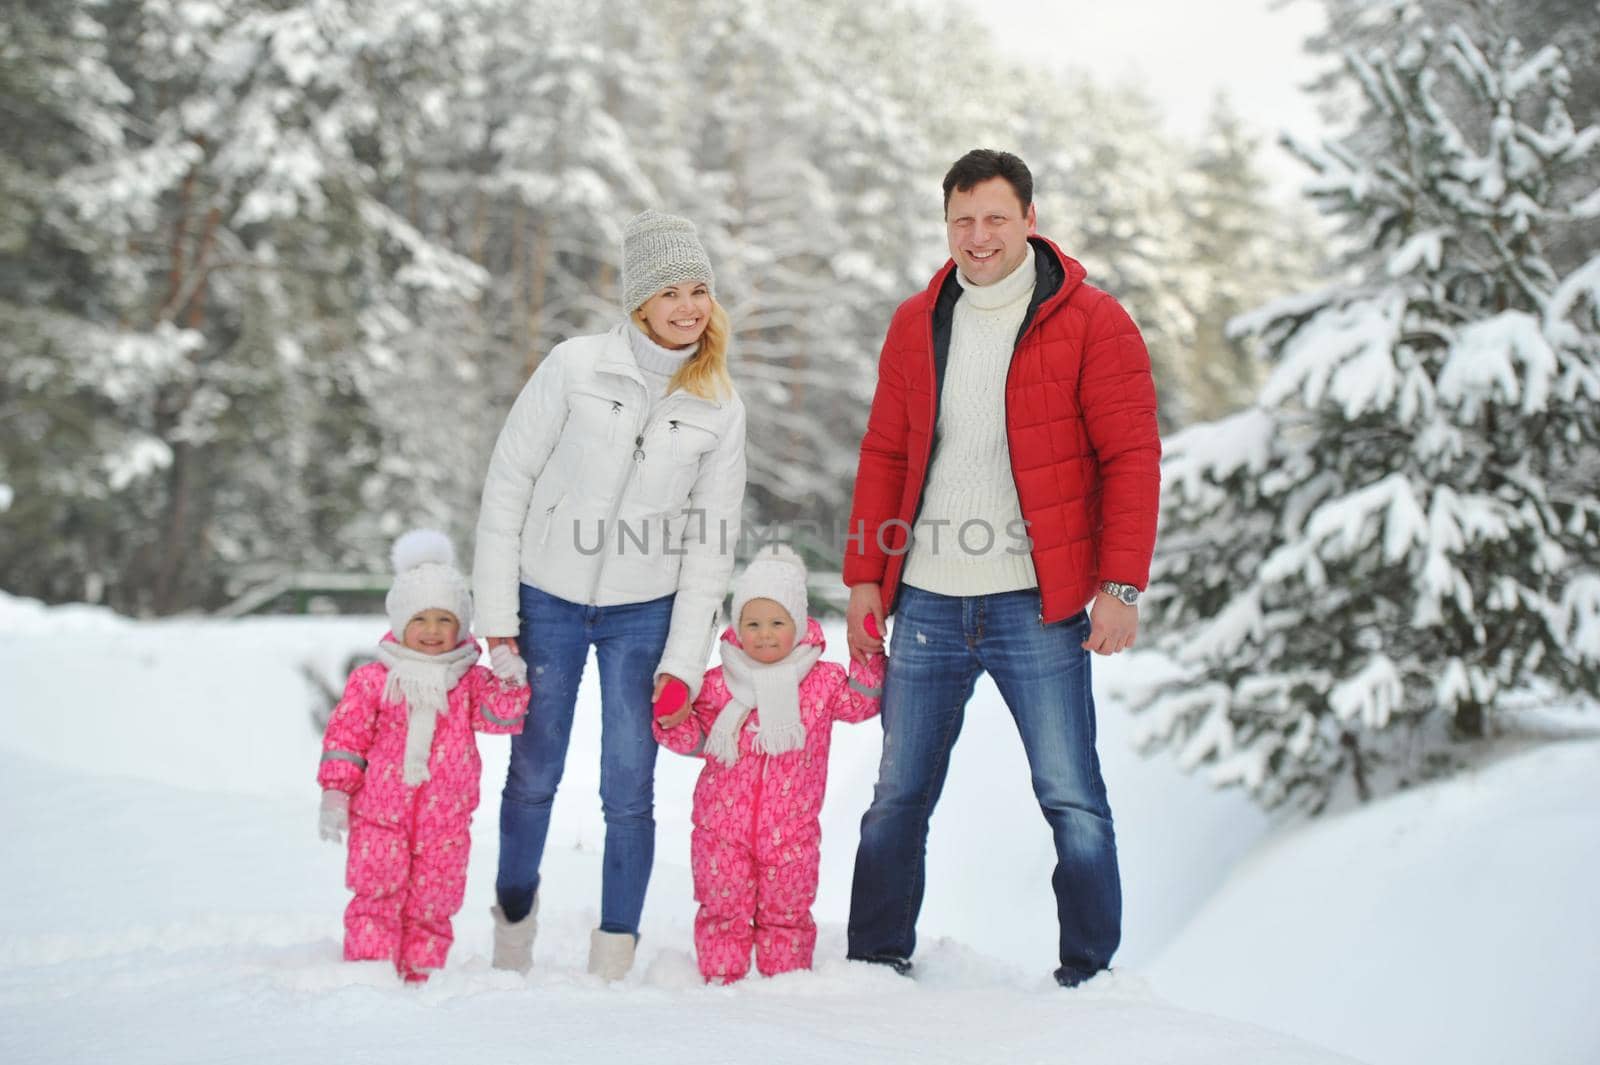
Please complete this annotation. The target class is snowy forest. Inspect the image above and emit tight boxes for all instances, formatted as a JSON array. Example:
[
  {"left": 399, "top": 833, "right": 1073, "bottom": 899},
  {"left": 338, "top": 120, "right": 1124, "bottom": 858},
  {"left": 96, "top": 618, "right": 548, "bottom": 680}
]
[
  {"left": 3, "top": 0, "right": 1598, "bottom": 810},
  {"left": 2, "top": 0, "right": 1316, "bottom": 615}
]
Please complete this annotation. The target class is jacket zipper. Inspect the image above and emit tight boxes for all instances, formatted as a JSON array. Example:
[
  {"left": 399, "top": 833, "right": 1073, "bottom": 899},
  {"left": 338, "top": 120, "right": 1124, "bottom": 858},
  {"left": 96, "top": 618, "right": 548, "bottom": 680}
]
[
  {"left": 751, "top": 730, "right": 767, "bottom": 868},
  {"left": 918, "top": 254, "right": 1060, "bottom": 624},
  {"left": 584, "top": 391, "right": 707, "bottom": 605},
  {"left": 587, "top": 384, "right": 646, "bottom": 604}
]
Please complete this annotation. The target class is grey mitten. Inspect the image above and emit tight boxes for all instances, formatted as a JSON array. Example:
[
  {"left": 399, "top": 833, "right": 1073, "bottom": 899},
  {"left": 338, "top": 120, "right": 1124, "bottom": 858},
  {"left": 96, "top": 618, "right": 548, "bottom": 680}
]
[
  {"left": 318, "top": 789, "right": 349, "bottom": 844},
  {"left": 490, "top": 643, "right": 528, "bottom": 688}
]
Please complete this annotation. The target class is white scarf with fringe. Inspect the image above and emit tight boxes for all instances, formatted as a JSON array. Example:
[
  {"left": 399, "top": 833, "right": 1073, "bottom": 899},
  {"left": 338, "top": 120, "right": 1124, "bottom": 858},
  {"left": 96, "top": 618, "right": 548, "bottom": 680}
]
[
  {"left": 704, "top": 640, "right": 823, "bottom": 767},
  {"left": 377, "top": 640, "right": 479, "bottom": 786}
]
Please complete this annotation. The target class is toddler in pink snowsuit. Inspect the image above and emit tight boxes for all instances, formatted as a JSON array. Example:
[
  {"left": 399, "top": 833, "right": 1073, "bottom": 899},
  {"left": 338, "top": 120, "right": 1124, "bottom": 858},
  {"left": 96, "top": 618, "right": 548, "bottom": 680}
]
[
  {"left": 654, "top": 545, "right": 885, "bottom": 982},
  {"left": 317, "top": 530, "right": 531, "bottom": 982}
]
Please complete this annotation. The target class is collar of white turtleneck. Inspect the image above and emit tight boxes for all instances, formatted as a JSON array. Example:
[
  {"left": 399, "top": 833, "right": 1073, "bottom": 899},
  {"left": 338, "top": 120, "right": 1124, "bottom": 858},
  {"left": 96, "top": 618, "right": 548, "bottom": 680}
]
[
  {"left": 628, "top": 325, "right": 697, "bottom": 378},
  {"left": 627, "top": 325, "right": 696, "bottom": 410},
  {"left": 956, "top": 242, "right": 1038, "bottom": 311}
]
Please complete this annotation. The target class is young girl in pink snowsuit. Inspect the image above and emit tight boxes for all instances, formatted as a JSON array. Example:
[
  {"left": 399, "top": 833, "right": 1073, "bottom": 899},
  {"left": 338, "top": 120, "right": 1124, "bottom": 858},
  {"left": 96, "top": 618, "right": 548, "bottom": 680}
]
[
  {"left": 317, "top": 530, "right": 531, "bottom": 982},
  {"left": 654, "top": 544, "right": 885, "bottom": 982}
]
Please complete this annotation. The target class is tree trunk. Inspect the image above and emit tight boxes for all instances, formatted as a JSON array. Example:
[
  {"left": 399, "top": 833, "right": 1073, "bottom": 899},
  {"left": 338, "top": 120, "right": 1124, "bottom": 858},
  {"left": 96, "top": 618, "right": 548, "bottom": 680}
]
[
  {"left": 525, "top": 214, "right": 549, "bottom": 377},
  {"left": 1341, "top": 730, "right": 1372, "bottom": 803},
  {"left": 151, "top": 199, "right": 221, "bottom": 613},
  {"left": 511, "top": 199, "right": 527, "bottom": 360}
]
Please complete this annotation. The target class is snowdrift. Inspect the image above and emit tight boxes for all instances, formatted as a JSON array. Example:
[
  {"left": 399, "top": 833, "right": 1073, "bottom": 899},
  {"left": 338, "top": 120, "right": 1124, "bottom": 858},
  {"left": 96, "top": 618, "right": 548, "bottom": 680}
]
[
  {"left": 15, "top": 595, "right": 1595, "bottom": 1062},
  {"left": 1150, "top": 737, "right": 1600, "bottom": 1065}
]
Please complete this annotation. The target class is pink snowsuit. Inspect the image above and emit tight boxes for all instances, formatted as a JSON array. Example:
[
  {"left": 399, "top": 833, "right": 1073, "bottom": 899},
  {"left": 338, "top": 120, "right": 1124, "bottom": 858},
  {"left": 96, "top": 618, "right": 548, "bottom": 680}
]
[
  {"left": 318, "top": 636, "right": 528, "bottom": 975},
  {"left": 654, "top": 620, "right": 884, "bottom": 982}
]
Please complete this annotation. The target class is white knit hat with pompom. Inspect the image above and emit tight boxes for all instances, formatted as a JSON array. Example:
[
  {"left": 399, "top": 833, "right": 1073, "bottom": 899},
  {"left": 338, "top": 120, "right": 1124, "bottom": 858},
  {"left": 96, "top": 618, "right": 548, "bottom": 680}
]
[
  {"left": 385, "top": 529, "right": 474, "bottom": 640},
  {"left": 731, "top": 543, "right": 809, "bottom": 632}
]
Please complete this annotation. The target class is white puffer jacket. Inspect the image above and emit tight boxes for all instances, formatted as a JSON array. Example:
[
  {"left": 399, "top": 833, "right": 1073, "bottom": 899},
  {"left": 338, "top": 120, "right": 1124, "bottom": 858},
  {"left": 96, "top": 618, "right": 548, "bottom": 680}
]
[{"left": 473, "top": 324, "right": 747, "bottom": 697}]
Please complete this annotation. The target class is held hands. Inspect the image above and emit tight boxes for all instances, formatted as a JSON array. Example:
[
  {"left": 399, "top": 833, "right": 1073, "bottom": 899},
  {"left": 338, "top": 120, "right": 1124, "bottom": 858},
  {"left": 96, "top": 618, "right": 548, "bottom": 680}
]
[
  {"left": 489, "top": 643, "right": 528, "bottom": 688},
  {"left": 653, "top": 674, "right": 692, "bottom": 729},
  {"left": 318, "top": 789, "right": 349, "bottom": 845},
  {"left": 1082, "top": 592, "right": 1139, "bottom": 655},
  {"left": 846, "top": 583, "right": 886, "bottom": 665}
]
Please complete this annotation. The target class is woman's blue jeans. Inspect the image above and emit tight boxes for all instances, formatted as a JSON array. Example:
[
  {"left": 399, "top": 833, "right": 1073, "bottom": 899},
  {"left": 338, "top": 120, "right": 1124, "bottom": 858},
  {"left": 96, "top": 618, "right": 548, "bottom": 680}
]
[
  {"left": 846, "top": 585, "right": 1121, "bottom": 979},
  {"left": 496, "top": 583, "right": 672, "bottom": 935}
]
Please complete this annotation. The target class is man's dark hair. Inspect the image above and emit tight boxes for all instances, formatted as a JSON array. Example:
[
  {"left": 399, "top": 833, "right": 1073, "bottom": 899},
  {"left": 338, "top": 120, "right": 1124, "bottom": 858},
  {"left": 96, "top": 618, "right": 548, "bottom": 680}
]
[{"left": 942, "top": 149, "right": 1033, "bottom": 215}]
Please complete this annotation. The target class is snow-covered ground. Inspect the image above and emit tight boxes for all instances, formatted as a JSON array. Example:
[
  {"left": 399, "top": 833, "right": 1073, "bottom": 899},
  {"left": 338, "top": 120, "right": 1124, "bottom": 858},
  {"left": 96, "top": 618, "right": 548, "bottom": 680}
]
[
  {"left": 1150, "top": 737, "right": 1600, "bottom": 1065},
  {"left": 1, "top": 593, "right": 1594, "bottom": 1063}
]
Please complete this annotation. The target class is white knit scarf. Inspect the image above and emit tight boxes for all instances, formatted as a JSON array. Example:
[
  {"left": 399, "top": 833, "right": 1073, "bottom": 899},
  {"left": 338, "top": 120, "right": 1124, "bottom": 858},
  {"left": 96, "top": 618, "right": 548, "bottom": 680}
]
[
  {"left": 704, "top": 640, "right": 823, "bottom": 767},
  {"left": 377, "top": 640, "right": 480, "bottom": 786}
]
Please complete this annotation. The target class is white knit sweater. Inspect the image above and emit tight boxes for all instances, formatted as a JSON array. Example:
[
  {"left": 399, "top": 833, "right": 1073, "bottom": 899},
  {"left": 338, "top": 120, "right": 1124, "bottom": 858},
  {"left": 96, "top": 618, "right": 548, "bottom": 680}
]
[
  {"left": 901, "top": 245, "right": 1040, "bottom": 596},
  {"left": 627, "top": 326, "right": 696, "bottom": 414}
]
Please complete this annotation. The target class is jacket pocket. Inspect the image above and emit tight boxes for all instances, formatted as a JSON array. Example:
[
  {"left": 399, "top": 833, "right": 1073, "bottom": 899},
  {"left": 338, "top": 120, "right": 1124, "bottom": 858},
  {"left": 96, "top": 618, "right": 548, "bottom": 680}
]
[
  {"left": 645, "top": 416, "right": 720, "bottom": 511},
  {"left": 537, "top": 491, "right": 568, "bottom": 546},
  {"left": 523, "top": 468, "right": 569, "bottom": 547},
  {"left": 568, "top": 388, "right": 628, "bottom": 446}
]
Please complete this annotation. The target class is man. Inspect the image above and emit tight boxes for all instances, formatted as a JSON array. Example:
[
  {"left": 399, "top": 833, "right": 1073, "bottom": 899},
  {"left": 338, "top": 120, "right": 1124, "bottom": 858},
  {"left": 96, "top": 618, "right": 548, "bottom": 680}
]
[{"left": 843, "top": 149, "right": 1160, "bottom": 987}]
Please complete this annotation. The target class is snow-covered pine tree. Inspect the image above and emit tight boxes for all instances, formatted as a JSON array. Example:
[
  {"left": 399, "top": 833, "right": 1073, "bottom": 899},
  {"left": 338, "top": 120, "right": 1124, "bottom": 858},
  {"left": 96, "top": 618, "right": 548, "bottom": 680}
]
[
  {"left": 1181, "top": 94, "right": 1323, "bottom": 423},
  {"left": 0, "top": 0, "right": 140, "bottom": 606},
  {"left": 4, "top": 0, "right": 491, "bottom": 613},
  {"left": 1303, "top": 0, "right": 1600, "bottom": 272},
  {"left": 1129, "top": 23, "right": 1600, "bottom": 811}
]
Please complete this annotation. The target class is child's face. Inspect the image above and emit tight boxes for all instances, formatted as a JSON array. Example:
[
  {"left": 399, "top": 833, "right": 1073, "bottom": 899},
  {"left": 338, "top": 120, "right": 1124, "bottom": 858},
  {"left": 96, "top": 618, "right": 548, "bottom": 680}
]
[
  {"left": 739, "top": 598, "right": 797, "bottom": 664},
  {"left": 403, "top": 609, "right": 461, "bottom": 655}
]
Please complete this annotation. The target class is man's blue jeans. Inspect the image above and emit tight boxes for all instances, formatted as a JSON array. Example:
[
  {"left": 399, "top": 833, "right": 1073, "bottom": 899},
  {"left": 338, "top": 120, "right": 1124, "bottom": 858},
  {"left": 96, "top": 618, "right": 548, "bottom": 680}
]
[
  {"left": 847, "top": 585, "right": 1121, "bottom": 979},
  {"left": 496, "top": 583, "right": 672, "bottom": 936}
]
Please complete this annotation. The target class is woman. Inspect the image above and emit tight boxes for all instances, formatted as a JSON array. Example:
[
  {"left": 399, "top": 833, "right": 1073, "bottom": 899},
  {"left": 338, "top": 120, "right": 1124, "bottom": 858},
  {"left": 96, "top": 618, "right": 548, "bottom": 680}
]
[{"left": 473, "top": 210, "right": 746, "bottom": 979}]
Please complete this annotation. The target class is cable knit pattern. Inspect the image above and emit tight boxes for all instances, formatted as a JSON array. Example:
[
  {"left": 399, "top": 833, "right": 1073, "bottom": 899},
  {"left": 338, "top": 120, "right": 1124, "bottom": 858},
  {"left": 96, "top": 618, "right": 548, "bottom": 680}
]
[
  {"left": 318, "top": 640, "right": 529, "bottom": 975},
  {"left": 902, "top": 244, "right": 1040, "bottom": 596},
  {"left": 654, "top": 620, "right": 885, "bottom": 981},
  {"left": 844, "top": 236, "right": 1162, "bottom": 622}
]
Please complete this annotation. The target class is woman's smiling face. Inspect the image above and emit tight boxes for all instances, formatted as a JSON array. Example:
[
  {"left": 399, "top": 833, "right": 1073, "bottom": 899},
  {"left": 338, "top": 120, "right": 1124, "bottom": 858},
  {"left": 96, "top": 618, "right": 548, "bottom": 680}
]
[{"left": 635, "top": 281, "right": 713, "bottom": 349}]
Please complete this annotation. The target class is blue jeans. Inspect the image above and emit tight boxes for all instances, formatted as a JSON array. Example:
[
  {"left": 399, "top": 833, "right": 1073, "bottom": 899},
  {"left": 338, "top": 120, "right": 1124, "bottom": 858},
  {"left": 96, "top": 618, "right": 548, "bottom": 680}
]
[
  {"left": 496, "top": 583, "right": 672, "bottom": 935},
  {"left": 847, "top": 585, "right": 1121, "bottom": 978}
]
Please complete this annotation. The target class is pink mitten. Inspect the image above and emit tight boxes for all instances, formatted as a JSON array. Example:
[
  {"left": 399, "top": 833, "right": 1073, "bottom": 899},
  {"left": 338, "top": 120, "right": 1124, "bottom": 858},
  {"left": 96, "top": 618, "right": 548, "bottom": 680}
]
[{"left": 652, "top": 677, "right": 688, "bottom": 719}]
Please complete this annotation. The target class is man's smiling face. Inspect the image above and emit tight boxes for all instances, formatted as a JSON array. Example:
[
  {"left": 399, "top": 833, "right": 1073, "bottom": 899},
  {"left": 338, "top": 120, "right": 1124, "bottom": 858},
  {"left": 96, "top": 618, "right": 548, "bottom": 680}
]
[{"left": 945, "top": 176, "right": 1037, "bottom": 287}]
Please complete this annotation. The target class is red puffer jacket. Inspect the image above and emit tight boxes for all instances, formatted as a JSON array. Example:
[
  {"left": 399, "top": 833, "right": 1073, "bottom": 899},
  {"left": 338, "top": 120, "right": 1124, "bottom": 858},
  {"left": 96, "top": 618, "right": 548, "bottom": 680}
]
[{"left": 843, "top": 235, "right": 1161, "bottom": 622}]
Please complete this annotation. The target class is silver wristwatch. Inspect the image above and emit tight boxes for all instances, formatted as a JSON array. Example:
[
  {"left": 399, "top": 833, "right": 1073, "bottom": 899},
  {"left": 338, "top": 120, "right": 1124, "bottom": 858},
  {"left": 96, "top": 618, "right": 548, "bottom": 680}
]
[{"left": 1100, "top": 580, "right": 1140, "bottom": 605}]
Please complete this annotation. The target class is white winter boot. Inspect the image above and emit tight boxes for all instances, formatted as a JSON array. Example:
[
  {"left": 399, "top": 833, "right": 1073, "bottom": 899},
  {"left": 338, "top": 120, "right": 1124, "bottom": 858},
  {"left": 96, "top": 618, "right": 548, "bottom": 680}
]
[
  {"left": 587, "top": 928, "right": 637, "bottom": 981},
  {"left": 491, "top": 895, "right": 538, "bottom": 974}
]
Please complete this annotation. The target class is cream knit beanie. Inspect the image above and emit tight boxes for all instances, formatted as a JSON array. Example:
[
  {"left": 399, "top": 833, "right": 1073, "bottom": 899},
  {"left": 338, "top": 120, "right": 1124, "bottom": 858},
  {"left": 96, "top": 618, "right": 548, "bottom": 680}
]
[
  {"left": 385, "top": 529, "right": 474, "bottom": 639},
  {"left": 731, "top": 544, "right": 809, "bottom": 631},
  {"left": 621, "top": 210, "right": 714, "bottom": 314}
]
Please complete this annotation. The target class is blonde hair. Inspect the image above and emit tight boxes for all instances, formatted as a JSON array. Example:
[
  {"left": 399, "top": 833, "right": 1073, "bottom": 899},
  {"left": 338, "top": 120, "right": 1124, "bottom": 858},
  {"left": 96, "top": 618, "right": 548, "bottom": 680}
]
[{"left": 632, "top": 297, "right": 734, "bottom": 402}]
